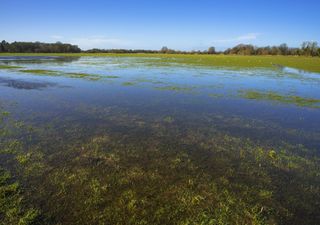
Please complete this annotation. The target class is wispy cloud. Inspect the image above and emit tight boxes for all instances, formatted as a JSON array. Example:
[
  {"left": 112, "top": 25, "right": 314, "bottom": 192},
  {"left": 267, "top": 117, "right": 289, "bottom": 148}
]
[
  {"left": 213, "top": 33, "right": 261, "bottom": 43},
  {"left": 237, "top": 33, "right": 260, "bottom": 41},
  {"left": 70, "top": 36, "right": 132, "bottom": 49},
  {"left": 50, "top": 35, "right": 64, "bottom": 40}
]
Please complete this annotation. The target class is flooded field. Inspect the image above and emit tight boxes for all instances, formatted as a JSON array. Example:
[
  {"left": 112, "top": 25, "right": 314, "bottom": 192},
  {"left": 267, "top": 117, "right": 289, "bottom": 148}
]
[{"left": 1, "top": 56, "right": 320, "bottom": 224}]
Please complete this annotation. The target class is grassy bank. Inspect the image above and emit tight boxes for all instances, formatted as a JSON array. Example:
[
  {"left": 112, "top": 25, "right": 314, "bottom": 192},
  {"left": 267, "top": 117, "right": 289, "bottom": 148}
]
[{"left": 1, "top": 53, "right": 320, "bottom": 73}]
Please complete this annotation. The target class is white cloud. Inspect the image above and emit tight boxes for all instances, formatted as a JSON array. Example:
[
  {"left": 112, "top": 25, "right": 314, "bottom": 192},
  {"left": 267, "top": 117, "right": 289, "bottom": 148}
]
[
  {"left": 213, "top": 33, "right": 261, "bottom": 43},
  {"left": 70, "top": 36, "right": 132, "bottom": 49}
]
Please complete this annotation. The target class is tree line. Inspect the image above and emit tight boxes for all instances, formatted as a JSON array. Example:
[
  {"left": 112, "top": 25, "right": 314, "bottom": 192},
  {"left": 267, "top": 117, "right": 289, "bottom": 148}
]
[
  {"left": 159, "top": 42, "right": 319, "bottom": 56},
  {"left": 223, "top": 42, "right": 319, "bottom": 56},
  {"left": 1, "top": 40, "right": 319, "bottom": 56},
  {"left": 0, "top": 40, "right": 81, "bottom": 53}
]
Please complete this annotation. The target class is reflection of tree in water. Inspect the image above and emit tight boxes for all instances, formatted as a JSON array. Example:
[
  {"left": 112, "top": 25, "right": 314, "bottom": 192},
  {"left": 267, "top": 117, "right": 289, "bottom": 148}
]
[{"left": 0, "top": 56, "right": 81, "bottom": 65}]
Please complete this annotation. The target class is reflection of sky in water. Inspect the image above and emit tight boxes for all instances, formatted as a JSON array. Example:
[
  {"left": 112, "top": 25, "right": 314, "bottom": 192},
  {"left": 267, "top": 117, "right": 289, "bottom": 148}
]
[{"left": 1, "top": 56, "right": 320, "bottom": 149}]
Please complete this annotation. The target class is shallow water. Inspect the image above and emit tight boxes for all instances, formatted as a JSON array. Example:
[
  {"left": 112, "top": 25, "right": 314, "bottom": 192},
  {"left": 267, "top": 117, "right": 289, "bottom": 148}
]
[{"left": 1, "top": 56, "right": 320, "bottom": 224}]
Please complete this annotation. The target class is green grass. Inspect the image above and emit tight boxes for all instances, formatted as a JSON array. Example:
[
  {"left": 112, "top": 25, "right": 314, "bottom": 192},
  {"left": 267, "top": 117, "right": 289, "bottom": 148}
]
[
  {"left": 1, "top": 53, "right": 320, "bottom": 73},
  {"left": 240, "top": 90, "right": 320, "bottom": 108}
]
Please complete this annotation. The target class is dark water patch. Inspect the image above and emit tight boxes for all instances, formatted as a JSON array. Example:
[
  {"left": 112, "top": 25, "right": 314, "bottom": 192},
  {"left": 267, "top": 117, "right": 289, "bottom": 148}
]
[
  {"left": 0, "top": 56, "right": 80, "bottom": 62},
  {"left": 0, "top": 56, "right": 61, "bottom": 61},
  {"left": 0, "top": 77, "right": 57, "bottom": 90}
]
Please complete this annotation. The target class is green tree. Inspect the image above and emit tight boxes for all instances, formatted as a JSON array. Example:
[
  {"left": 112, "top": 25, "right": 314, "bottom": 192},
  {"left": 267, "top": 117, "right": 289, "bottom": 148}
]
[
  {"left": 161, "top": 46, "right": 169, "bottom": 53},
  {"left": 279, "top": 43, "right": 288, "bottom": 55},
  {"left": 208, "top": 46, "right": 216, "bottom": 54},
  {"left": 0, "top": 40, "right": 9, "bottom": 52},
  {"left": 301, "top": 41, "right": 318, "bottom": 56}
]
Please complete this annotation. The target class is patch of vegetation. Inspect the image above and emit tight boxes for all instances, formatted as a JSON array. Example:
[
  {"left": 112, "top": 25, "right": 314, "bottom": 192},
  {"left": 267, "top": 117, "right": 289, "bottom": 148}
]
[
  {"left": 208, "top": 93, "right": 224, "bottom": 98},
  {"left": 163, "top": 116, "right": 174, "bottom": 123},
  {"left": 0, "top": 110, "right": 43, "bottom": 225},
  {"left": 0, "top": 65, "right": 23, "bottom": 69},
  {"left": 18, "top": 69, "right": 102, "bottom": 80},
  {"left": 133, "top": 78, "right": 164, "bottom": 84},
  {"left": 155, "top": 85, "right": 193, "bottom": 92},
  {"left": 122, "top": 81, "right": 136, "bottom": 86},
  {"left": 105, "top": 75, "right": 120, "bottom": 79},
  {"left": 19, "top": 69, "right": 59, "bottom": 75},
  {"left": 0, "top": 169, "right": 41, "bottom": 225},
  {"left": 65, "top": 72, "right": 101, "bottom": 80},
  {"left": 0, "top": 103, "right": 320, "bottom": 225},
  {"left": 240, "top": 90, "right": 320, "bottom": 108}
]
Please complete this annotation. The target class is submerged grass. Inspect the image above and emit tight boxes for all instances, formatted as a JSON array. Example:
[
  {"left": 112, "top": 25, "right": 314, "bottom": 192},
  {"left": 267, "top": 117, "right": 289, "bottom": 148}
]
[
  {"left": 208, "top": 93, "right": 224, "bottom": 98},
  {"left": 18, "top": 69, "right": 102, "bottom": 80},
  {"left": 121, "top": 78, "right": 164, "bottom": 87},
  {"left": 19, "top": 69, "right": 59, "bottom": 75},
  {"left": 1, "top": 54, "right": 320, "bottom": 225},
  {"left": 155, "top": 85, "right": 193, "bottom": 92},
  {"left": 240, "top": 90, "right": 320, "bottom": 108},
  {"left": 122, "top": 81, "right": 136, "bottom": 86},
  {"left": 105, "top": 75, "right": 120, "bottom": 78},
  {"left": 65, "top": 72, "right": 101, "bottom": 80},
  {"left": 0, "top": 64, "right": 24, "bottom": 69},
  {"left": 1, "top": 102, "right": 320, "bottom": 225},
  {"left": 0, "top": 169, "right": 41, "bottom": 224},
  {"left": 1, "top": 53, "right": 320, "bottom": 73}
]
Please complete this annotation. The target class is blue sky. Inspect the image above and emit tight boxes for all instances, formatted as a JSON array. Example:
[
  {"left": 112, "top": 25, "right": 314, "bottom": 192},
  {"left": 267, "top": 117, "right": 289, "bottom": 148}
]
[{"left": 1, "top": 0, "right": 319, "bottom": 50}]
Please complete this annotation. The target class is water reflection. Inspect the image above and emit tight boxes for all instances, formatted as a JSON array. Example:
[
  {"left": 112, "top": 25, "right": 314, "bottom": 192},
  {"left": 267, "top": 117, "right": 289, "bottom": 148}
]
[
  {"left": 0, "top": 56, "right": 81, "bottom": 65},
  {"left": 0, "top": 77, "right": 57, "bottom": 90}
]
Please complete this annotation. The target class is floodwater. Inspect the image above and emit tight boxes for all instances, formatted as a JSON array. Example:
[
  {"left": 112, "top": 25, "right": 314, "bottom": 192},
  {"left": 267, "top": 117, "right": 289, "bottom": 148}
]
[{"left": 0, "top": 56, "right": 320, "bottom": 224}]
